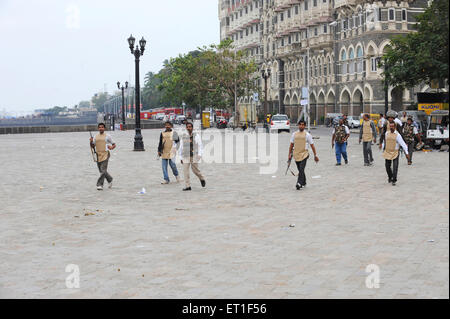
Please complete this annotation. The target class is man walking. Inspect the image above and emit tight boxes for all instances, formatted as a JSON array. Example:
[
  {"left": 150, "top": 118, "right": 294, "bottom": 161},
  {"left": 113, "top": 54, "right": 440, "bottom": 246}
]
[
  {"left": 288, "top": 120, "right": 319, "bottom": 190},
  {"left": 332, "top": 118, "right": 350, "bottom": 166},
  {"left": 179, "top": 122, "right": 206, "bottom": 191},
  {"left": 90, "top": 123, "right": 116, "bottom": 190},
  {"left": 403, "top": 117, "right": 422, "bottom": 165},
  {"left": 379, "top": 111, "right": 403, "bottom": 145},
  {"left": 380, "top": 122, "right": 410, "bottom": 186},
  {"left": 359, "top": 114, "right": 377, "bottom": 166},
  {"left": 158, "top": 121, "right": 181, "bottom": 184}
]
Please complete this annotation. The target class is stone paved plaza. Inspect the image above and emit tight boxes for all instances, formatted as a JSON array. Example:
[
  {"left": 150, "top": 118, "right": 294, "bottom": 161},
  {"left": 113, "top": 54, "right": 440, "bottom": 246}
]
[{"left": 0, "top": 125, "right": 448, "bottom": 298}]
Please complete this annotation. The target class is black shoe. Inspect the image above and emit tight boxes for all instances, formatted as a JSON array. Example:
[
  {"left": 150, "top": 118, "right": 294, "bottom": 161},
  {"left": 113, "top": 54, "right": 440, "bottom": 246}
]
[
  {"left": 296, "top": 183, "right": 302, "bottom": 190},
  {"left": 388, "top": 178, "right": 392, "bottom": 183},
  {"left": 336, "top": 163, "right": 341, "bottom": 166},
  {"left": 392, "top": 181, "right": 397, "bottom": 186},
  {"left": 200, "top": 180, "right": 206, "bottom": 188},
  {"left": 345, "top": 160, "right": 348, "bottom": 164},
  {"left": 182, "top": 187, "right": 192, "bottom": 191}
]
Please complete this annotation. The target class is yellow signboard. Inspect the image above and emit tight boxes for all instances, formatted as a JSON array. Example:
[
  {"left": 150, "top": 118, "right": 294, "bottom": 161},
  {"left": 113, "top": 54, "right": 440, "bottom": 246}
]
[
  {"left": 418, "top": 103, "right": 444, "bottom": 115},
  {"left": 202, "top": 112, "right": 211, "bottom": 128}
]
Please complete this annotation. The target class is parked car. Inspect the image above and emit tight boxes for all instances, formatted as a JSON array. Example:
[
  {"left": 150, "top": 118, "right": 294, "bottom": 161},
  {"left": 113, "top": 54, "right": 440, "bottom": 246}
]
[
  {"left": 325, "top": 113, "right": 343, "bottom": 127},
  {"left": 270, "top": 114, "right": 290, "bottom": 133},
  {"left": 347, "top": 116, "right": 360, "bottom": 128},
  {"left": 155, "top": 113, "right": 165, "bottom": 121},
  {"left": 175, "top": 115, "right": 186, "bottom": 125}
]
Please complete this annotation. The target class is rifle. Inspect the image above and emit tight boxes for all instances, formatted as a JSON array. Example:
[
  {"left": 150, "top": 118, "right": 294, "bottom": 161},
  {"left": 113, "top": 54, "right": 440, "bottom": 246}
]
[
  {"left": 89, "top": 131, "right": 98, "bottom": 163},
  {"left": 285, "top": 158, "right": 296, "bottom": 176}
]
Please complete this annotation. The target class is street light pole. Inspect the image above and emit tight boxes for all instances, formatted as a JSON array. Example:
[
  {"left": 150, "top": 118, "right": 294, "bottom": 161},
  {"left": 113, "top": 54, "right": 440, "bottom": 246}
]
[
  {"left": 261, "top": 68, "right": 271, "bottom": 120},
  {"left": 117, "top": 81, "right": 128, "bottom": 130},
  {"left": 128, "top": 34, "right": 146, "bottom": 151}
]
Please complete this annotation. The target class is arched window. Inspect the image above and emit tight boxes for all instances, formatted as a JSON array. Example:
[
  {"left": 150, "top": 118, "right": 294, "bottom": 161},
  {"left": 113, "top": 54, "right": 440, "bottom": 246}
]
[
  {"left": 356, "top": 47, "right": 363, "bottom": 73},
  {"left": 349, "top": 48, "right": 355, "bottom": 59},
  {"left": 349, "top": 48, "right": 355, "bottom": 73}
]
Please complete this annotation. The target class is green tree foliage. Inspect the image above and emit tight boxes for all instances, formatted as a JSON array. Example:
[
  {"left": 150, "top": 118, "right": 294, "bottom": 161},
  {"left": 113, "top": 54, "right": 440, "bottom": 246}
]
[
  {"left": 157, "top": 40, "right": 260, "bottom": 112},
  {"left": 382, "top": 0, "right": 449, "bottom": 88},
  {"left": 91, "top": 92, "right": 109, "bottom": 112},
  {"left": 78, "top": 101, "right": 91, "bottom": 108},
  {"left": 141, "top": 71, "right": 164, "bottom": 109}
]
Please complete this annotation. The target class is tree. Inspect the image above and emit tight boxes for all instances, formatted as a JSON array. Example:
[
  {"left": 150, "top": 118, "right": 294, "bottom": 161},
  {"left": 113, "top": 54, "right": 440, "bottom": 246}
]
[
  {"left": 91, "top": 92, "right": 109, "bottom": 112},
  {"left": 157, "top": 40, "right": 260, "bottom": 112},
  {"left": 78, "top": 101, "right": 91, "bottom": 108},
  {"left": 42, "top": 106, "right": 67, "bottom": 115},
  {"left": 382, "top": 0, "right": 449, "bottom": 89},
  {"left": 141, "top": 72, "right": 163, "bottom": 109}
]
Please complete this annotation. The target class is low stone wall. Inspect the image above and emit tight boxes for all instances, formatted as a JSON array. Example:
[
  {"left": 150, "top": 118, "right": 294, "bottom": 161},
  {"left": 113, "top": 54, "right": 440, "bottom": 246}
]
[{"left": 0, "top": 122, "right": 164, "bottom": 135}]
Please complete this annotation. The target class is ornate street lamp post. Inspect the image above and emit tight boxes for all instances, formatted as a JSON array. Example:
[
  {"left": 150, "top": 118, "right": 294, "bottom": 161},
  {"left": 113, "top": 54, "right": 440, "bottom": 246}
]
[
  {"left": 261, "top": 68, "right": 271, "bottom": 117},
  {"left": 117, "top": 81, "right": 128, "bottom": 130},
  {"left": 128, "top": 34, "right": 146, "bottom": 151}
]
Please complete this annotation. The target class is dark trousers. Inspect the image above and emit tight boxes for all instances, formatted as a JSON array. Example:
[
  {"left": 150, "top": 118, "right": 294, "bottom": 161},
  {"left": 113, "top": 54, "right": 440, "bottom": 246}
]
[
  {"left": 295, "top": 157, "right": 308, "bottom": 186},
  {"left": 407, "top": 142, "right": 414, "bottom": 162},
  {"left": 363, "top": 141, "right": 374, "bottom": 164},
  {"left": 385, "top": 156, "right": 399, "bottom": 182},
  {"left": 97, "top": 159, "right": 113, "bottom": 186}
]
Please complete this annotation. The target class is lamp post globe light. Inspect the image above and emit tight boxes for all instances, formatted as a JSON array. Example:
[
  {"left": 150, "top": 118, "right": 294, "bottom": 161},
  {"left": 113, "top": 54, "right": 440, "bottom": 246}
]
[
  {"left": 128, "top": 34, "right": 147, "bottom": 151},
  {"left": 117, "top": 81, "right": 128, "bottom": 130}
]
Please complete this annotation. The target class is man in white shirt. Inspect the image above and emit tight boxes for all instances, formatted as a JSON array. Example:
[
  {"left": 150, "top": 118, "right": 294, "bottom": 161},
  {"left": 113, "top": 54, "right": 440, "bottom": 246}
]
[
  {"left": 90, "top": 123, "right": 116, "bottom": 190},
  {"left": 179, "top": 121, "right": 205, "bottom": 191},
  {"left": 380, "top": 111, "right": 403, "bottom": 145},
  {"left": 332, "top": 118, "right": 350, "bottom": 166},
  {"left": 379, "top": 121, "right": 410, "bottom": 186},
  {"left": 288, "top": 120, "right": 319, "bottom": 190}
]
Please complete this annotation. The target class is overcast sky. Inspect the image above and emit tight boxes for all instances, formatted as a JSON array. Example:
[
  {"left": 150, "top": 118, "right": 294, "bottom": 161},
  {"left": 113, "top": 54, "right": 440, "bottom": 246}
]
[{"left": 0, "top": 0, "right": 220, "bottom": 114}]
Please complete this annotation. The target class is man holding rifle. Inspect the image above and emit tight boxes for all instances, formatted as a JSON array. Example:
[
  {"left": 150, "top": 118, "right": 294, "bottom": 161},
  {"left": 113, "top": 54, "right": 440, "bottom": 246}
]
[
  {"left": 288, "top": 120, "right": 319, "bottom": 190},
  {"left": 90, "top": 123, "right": 116, "bottom": 190}
]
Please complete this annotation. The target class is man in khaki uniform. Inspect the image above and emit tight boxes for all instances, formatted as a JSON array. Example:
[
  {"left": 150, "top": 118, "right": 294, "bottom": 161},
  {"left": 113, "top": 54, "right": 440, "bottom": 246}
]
[
  {"left": 179, "top": 122, "right": 206, "bottom": 191},
  {"left": 90, "top": 123, "right": 116, "bottom": 190},
  {"left": 380, "top": 122, "right": 410, "bottom": 186},
  {"left": 288, "top": 120, "right": 319, "bottom": 190},
  {"left": 158, "top": 121, "right": 181, "bottom": 184},
  {"left": 359, "top": 114, "right": 377, "bottom": 166}
]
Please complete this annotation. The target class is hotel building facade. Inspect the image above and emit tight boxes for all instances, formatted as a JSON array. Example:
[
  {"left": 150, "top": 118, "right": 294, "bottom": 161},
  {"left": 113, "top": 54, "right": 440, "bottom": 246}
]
[{"left": 219, "top": 0, "right": 430, "bottom": 123}]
